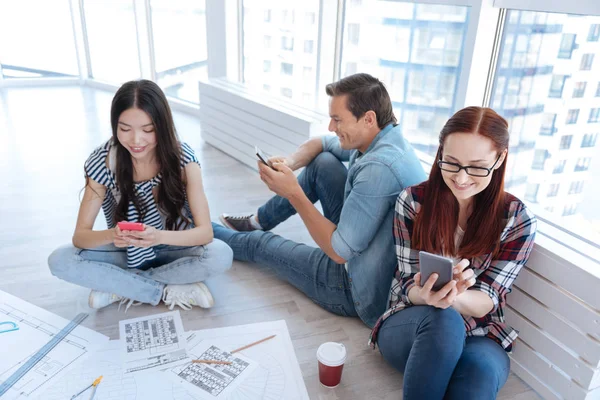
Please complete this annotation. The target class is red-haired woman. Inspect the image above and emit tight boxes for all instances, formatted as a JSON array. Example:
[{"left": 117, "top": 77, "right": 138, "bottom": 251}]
[{"left": 369, "top": 106, "right": 537, "bottom": 399}]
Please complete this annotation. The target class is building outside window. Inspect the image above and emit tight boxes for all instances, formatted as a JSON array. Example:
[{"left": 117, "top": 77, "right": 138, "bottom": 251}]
[
  {"left": 540, "top": 113, "right": 557, "bottom": 135},
  {"left": 588, "top": 24, "right": 600, "bottom": 41},
  {"left": 566, "top": 109, "right": 579, "bottom": 124},
  {"left": 572, "top": 82, "right": 586, "bottom": 98},
  {"left": 581, "top": 53, "right": 594, "bottom": 70},
  {"left": 549, "top": 75, "right": 567, "bottom": 98},
  {"left": 569, "top": 181, "right": 585, "bottom": 194},
  {"left": 553, "top": 159, "right": 567, "bottom": 174},
  {"left": 242, "top": 1, "right": 320, "bottom": 104},
  {"left": 559, "top": 135, "right": 573, "bottom": 150},
  {"left": 532, "top": 149, "right": 549, "bottom": 170},
  {"left": 150, "top": 0, "right": 208, "bottom": 102},
  {"left": 491, "top": 10, "right": 600, "bottom": 244},
  {"left": 547, "top": 183, "right": 560, "bottom": 197},
  {"left": 557, "top": 33, "right": 576, "bottom": 59},
  {"left": 575, "top": 157, "right": 591, "bottom": 171},
  {"left": 280, "top": 62, "right": 293, "bottom": 75},
  {"left": 581, "top": 133, "right": 598, "bottom": 148},
  {"left": 589, "top": 108, "right": 600, "bottom": 123}
]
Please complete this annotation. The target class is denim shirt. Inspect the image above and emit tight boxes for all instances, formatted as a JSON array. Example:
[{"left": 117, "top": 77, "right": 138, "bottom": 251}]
[{"left": 322, "top": 123, "right": 426, "bottom": 327}]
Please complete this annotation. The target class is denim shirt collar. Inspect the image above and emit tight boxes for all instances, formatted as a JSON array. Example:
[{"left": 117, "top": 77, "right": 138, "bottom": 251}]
[{"left": 355, "top": 122, "right": 396, "bottom": 160}]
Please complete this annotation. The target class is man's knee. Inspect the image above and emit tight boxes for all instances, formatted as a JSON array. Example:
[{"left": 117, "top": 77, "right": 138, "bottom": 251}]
[
  {"left": 308, "top": 152, "right": 343, "bottom": 172},
  {"left": 47, "top": 244, "right": 78, "bottom": 278}
]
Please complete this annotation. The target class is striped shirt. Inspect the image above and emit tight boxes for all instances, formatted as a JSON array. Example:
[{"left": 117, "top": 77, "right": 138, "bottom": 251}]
[
  {"left": 369, "top": 182, "right": 537, "bottom": 351},
  {"left": 84, "top": 139, "right": 199, "bottom": 268}
]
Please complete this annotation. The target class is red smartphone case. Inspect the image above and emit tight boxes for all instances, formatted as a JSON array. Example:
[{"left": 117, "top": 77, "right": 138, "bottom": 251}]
[{"left": 117, "top": 221, "right": 144, "bottom": 231}]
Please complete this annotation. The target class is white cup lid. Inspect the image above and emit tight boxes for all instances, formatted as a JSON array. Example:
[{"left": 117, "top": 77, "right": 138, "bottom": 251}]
[{"left": 317, "top": 342, "right": 347, "bottom": 367}]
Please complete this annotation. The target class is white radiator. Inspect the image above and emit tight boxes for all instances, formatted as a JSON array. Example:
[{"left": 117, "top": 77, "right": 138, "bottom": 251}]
[
  {"left": 506, "top": 238, "right": 600, "bottom": 400},
  {"left": 198, "top": 78, "right": 329, "bottom": 169}
]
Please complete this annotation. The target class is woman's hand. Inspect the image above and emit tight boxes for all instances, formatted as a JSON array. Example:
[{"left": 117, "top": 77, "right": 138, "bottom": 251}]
[
  {"left": 121, "top": 225, "right": 161, "bottom": 248},
  {"left": 413, "top": 272, "right": 458, "bottom": 309},
  {"left": 112, "top": 226, "right": 129, "bottom": 248},
  {"left": 453, "top": 259, "right": 476, "bottom": 295}
]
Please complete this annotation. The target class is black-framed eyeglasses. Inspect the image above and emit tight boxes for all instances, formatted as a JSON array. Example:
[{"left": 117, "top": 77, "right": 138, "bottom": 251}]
[{"left": 437, "top": 154, "right": 502, "bottom": 177}]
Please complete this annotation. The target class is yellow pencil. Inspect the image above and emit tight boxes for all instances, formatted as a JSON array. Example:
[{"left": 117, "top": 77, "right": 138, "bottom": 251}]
[{"left": 231, "top": 335, "right": 276, "bottom": 354}]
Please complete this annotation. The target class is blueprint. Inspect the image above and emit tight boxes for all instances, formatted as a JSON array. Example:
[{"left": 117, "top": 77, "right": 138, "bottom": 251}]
[
  {"left": 38, "top": 340, "right": 196, "bottom": 400},
  {"left": 0, "top": 290, "right": 109, "bottom": 400},
  {"left": 38, "top": 320, "right": 308, "bottom": 400},
  {"left": 119, "top": 311, "right": 189, "bottom": 374},
  {"left": 171, "top": 320, "right": 309, "bottom": 400},
  {"left": 167, "top": 341, "right": 257, "bottom": 399}
]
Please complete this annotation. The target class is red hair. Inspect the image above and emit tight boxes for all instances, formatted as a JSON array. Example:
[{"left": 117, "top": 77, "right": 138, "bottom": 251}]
[{"left": 412, "top": 107, "right": 509, "bottom": 259}]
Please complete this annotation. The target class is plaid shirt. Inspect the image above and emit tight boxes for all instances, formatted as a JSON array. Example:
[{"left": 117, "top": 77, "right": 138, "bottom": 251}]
[{"left": 369, "top": 183, "right": 537, "bottom": 351}]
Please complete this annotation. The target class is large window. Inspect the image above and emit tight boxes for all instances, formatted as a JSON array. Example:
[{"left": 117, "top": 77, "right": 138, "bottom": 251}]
[
  {"left": 84, "top": 0, "right": 140, "bottom": 83},
  {"left": 340, "top": 1, "right": 470, "bottom": 155},
  {"left": 0, "top": 1, "right": 78, "bottom": 78},
  {"left": 150, "top": 0, "right": 208, "bottom": 103},
  {"left": 491, "top": 10, "right": 600, "bottom": 244},
  {"left": 242, "top": 1, "right": 321, "bottom": 105}
]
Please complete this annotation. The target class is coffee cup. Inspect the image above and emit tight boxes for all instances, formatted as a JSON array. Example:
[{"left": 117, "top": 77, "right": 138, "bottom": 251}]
[{"left": 317, "top": 342, "right": 347, "bottom": 388}]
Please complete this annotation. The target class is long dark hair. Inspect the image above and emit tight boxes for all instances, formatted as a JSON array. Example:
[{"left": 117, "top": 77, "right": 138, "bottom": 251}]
[
  {"left": 412, "top": 106, "right": 509, "bottom": 259},
  {"left": 110, "top": 80, "right": 190, "bottom": 230}
]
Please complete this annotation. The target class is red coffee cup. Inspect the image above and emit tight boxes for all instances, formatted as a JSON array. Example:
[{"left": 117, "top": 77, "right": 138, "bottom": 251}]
[{"left": 317, "top": 342, "right": 347, "bottom": 388}]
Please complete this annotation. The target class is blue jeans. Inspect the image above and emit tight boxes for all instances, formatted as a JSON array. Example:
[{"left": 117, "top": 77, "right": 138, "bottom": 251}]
[
  {"left": 48, "top": 240, "right": 233, "bottom": 305},
  {"left": 377, "top": 306, "right": 510, "bottom": 400},
  {"left": 213, "top": 152, "right": 358, "bottom": 317}
]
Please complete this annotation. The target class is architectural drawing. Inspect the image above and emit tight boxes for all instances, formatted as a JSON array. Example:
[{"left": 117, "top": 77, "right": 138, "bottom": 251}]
[
  {"left": 0, "top": 290, "right": 108, "bottom": 400},
  {"left": 38, "top": 341, "right": 197, "bottom": 400},
  {"left": 177, "top": 320, "right": 309, "bottom": 400},
  {"left": 168, "top": 341, "right": 257, "bottom": 399},
  {"left": 119, "top": 311, "right": 189, "bottom": 374}
]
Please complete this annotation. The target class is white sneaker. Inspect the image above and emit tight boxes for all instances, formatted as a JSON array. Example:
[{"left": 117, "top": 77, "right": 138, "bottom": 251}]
[
  {"left": 88, "top": 290, "right": 140, "bottom": 312},
  {"left": 162, "top": 282, "right": 215, "bottom": 310}
]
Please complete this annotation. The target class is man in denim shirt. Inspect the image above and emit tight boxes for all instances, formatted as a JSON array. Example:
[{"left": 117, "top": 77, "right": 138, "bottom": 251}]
[{"left": 213, "top": 73, "right": 426, "bottom": 327}]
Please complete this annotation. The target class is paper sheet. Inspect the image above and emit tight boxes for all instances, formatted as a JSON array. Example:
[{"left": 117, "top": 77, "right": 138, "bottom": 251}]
[
  {"left": 37, "top": 340, "right": 197, "bottom": 400},
  {"left": 170, "top": 320, "right": 309, "bottom": 400},
  {"left": 167, "top": 340, "right": 257, "bottom": 399},
  {"left": 119, "top": 311, "right": 189, "bottom": 374},
  {"left": 0, "top": 290, "right": 109, "bottom": 400}
]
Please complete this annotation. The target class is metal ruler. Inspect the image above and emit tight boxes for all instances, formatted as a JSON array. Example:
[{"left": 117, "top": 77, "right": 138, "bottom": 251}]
[{"left": 0, "top": 312, "right": 88, "bottom": 396}]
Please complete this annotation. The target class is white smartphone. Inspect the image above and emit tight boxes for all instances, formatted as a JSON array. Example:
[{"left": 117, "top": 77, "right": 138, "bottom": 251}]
[
  {"left": 255, "top": 146, "right": 272, "bottom": 168},
  {"left": 419, "top": 251, "right": 454, "bottom": 291}
]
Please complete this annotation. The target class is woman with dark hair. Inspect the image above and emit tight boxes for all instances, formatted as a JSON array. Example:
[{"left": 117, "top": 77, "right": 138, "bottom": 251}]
[
  {"left": 369, "top": 106, "right": 537, "bottom": 399},
  {"left": 48, "top": 80, "right": 233, "bottom": 311}
]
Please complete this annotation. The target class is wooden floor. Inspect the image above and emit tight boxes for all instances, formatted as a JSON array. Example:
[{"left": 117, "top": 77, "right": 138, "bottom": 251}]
[{"left": 0, "top": 86, "right": 541, "bottom": 400}]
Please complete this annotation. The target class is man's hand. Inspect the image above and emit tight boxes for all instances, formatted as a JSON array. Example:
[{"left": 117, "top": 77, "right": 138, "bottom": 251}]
[
  {"left": 258, "top": 161, "right": 303, "bottom": 199},
  {"left": 266, "top": 155, "right": 292, "bottom": 169}
]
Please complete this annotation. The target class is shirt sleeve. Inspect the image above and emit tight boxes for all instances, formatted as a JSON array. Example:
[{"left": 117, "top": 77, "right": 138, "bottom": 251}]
[
  {"left": 180, "top": 142, "right": 201, "bottom": 168},
  {"left": 330, "top": 162, "right": 399, "bottom": 261},
  {"left": 389, "top": 188, "right": 420, "bottom": 306},
  {"left": 470, "top": 202, "right": 537, "bottom": 313},
  {"left": 321, "top": 135, "right": 352, "bottom": 162},
  {"left": 84, "top": 142, "right": 111, "bottom": 186}
]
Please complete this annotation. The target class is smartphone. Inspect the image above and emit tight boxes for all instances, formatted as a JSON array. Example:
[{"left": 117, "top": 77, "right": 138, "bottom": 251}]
[
  {"left": 117, "top": 221, "right": 144, "bottom": 231},
  {"left": 419, "top": 251, "right": 453, "bottom": 291},
  {"left": 255, "top": 146, "right": 272, "bottom": 168}
]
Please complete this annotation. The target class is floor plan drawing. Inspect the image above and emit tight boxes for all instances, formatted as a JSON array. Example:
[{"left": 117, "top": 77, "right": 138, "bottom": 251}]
[
  {"left": 38, "top": 340, "right": 198, "bottom": 400},
  {"left": 0, "top": 291, "right": 108, "bottom": 400},
  {"left": 119, "top": 311, "right": 189, "bottom": 374},
  {"left": 171, "top": 320, "right": 309, "bottom": 400}
]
